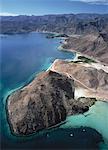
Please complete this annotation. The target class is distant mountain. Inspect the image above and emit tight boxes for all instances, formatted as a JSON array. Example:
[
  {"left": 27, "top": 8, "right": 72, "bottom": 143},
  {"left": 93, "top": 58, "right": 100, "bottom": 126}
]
[{"left": 1, "top": 14, "right": 108, "bottom": 35}]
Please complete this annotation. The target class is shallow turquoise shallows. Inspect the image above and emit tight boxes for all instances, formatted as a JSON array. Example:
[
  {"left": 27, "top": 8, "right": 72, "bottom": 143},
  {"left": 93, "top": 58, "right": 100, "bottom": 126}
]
[
  {"left": 0, "top": 32, "right": 108, "bottom": 149},
  {"left": 60, "top": 101, "right": 108, "bottom": 150}
]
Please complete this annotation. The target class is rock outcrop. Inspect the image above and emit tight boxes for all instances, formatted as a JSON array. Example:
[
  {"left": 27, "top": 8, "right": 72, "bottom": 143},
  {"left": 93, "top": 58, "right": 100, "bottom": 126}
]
[
  {"left": 7, "top": 70, "right": 96, "bottom": 135},
  {"left": 7, "top": 71, "right": 75, "bottom": 135}
]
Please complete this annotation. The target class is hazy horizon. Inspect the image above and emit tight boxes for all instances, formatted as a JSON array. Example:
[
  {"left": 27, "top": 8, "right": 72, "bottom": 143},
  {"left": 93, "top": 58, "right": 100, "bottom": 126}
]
[
  {"left": 1, "top": 0, "right": 108, "bottom": 16},
  {"left": 1, "top": 13, "right": 108, "bottom": 17}
]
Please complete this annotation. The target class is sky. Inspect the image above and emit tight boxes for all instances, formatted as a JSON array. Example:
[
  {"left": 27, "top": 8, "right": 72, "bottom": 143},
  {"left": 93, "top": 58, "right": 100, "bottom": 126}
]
[{"left": 1, "top": 0, "right": 108, "bottom": 16}]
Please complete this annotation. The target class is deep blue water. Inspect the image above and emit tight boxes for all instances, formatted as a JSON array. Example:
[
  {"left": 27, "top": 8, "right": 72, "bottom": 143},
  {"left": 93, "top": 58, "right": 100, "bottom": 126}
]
[
  {"left": 0, "top": 32, "right": 103, "bottom": 149},
  {"left": 1, "top": 32, "right": 75, "bottom": 97}
]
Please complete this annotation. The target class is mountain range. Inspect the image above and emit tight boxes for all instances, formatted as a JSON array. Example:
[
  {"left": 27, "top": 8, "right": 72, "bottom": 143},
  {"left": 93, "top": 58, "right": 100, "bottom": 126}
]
[{"left": 1, "top": 14, "right": 108, "bottom": 35}]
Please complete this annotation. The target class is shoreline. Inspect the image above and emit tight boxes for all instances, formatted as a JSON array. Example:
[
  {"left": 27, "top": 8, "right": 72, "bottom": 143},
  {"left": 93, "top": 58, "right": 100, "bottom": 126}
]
[
  {"left": 60, "top": 43, "right": 108, "bottom": 66},
  {"left": 58, "top": 44, "right": 98, "bottom": 63},
  {"left": 58, "top": 41, "right": 108, "bottom": 73}
]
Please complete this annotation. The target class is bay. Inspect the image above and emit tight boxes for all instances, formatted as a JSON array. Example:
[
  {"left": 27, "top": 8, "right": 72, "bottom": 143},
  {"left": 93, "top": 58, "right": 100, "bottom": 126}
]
[
  {"left": 0, "top": 32, "right": 108, "bottom": 150},
  {"left": 1, "top": 32, "right": 74, "bottom": 97}
]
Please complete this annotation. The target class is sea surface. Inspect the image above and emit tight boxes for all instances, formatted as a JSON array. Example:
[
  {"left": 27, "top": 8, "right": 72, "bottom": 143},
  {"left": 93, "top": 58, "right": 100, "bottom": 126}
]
[{"left": 0, "top": 32, "right": 108, "bottom": 150}]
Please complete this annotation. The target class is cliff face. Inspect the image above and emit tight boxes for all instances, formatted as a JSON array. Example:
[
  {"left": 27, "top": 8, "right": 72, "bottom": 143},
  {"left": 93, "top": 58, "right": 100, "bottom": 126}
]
[{"left": 7, "top": 70, "right": 96, "bottom": 135}]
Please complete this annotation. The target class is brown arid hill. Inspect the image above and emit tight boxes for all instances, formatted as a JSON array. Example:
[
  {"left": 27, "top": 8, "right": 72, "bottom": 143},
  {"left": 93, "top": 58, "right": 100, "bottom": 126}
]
[
  {"left": 7, "top": 70, "right": 96, "bottom": 135},
  {"left": 50, "top": 59, "right": 108, "bottom": 100},
  {"left": 63, "top": 33, "right": 108, "bottom": 65}
]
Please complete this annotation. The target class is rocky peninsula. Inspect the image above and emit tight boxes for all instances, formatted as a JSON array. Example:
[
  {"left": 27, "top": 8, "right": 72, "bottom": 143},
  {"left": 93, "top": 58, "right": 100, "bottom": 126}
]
[
  {"left": 7, "top": 48, "right": 108, "bottom": 135},
  {"left": 7, "top": 33, "right": 108, "bottom": 136},
  {"left": 7, "top": 70, "right": 97, "bottom": 135}
]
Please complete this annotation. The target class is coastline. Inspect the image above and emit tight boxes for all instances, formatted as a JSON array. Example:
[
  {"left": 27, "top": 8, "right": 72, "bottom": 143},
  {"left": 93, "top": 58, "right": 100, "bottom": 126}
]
[
  {"left": 1, "top": 12, "right": 108, "bottom": 149},
  {"left": 2, "top": 32, "right": 108, "bottom": 149},
  {"left": 59, "top": 40, "right": 108, "bottom": 66},
  {"left": 58, "top": 43, "right": 98, "bottom": 63}
]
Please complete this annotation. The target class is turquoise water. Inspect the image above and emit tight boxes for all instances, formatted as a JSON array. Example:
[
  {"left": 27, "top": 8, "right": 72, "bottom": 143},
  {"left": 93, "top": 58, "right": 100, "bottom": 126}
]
[
  {"left": 60, "top": 101, "right": 108, "bottom": 149},
  {"left": 1, "top": 32, "right": 108, "bottom": 149}
]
